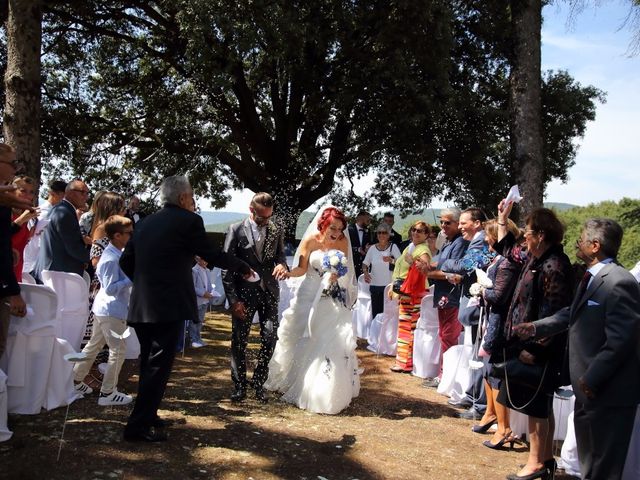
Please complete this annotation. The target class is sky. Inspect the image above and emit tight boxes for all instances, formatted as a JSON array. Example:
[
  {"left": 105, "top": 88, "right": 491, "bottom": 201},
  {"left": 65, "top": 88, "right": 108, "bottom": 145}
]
[{"left": 201, "top": 2, "right": 639, "bottom": 213}]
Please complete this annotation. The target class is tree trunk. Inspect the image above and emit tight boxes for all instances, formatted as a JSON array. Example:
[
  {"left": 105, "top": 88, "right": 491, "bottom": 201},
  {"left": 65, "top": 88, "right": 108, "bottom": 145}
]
[
  {"left": 509, "top": 0, "right": 543, "bottom": 220},
  {"left": 3, "top": 0, "right": 42, "bottom": 190}
]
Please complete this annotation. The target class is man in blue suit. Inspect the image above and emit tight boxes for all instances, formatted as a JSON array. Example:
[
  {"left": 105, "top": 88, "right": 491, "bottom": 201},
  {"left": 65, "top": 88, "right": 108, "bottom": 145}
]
[{"left": 33, "top": 179, "right": 90, "bottom": 281}]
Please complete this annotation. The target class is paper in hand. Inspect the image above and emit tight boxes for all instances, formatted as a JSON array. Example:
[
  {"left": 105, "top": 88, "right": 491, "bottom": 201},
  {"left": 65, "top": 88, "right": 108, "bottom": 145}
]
[{"left": 504, "top": 185, "right": 523, "bottom": 205}]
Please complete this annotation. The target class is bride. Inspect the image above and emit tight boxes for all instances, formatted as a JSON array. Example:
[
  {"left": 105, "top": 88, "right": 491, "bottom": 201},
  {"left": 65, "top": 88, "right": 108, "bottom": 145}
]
[{"left": 265, "top": 206, "right": 360, "bottom": 414}]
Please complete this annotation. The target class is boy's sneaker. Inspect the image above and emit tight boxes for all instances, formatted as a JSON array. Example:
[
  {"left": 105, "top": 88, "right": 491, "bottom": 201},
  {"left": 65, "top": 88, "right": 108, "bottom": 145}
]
[
  {"left": 98, "top": 390, "right": 133, "bottom": 406},
  {"left": 74, "top": 382, "right": 93, "bottom": 395},
  {"left": 191, "top": 341, "right": 206, "bottom": 348}
]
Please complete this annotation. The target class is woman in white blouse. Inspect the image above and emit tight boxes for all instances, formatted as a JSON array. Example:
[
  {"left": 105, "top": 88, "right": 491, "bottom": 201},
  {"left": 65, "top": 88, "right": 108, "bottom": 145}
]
[{"left": 362, "top": 222, "right": 402, "bottom": 318}]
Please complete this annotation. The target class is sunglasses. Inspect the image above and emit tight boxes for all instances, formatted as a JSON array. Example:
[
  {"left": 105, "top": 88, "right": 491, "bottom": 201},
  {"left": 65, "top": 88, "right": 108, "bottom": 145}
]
[
  {"left": 376, "top": 231, "right": 389, "bottom": 235},
  {"left": 440, "top": 220, "right": 452, "bottom": 226},
  {"left": 411, "top": 228, "right": 427, "bottom": 234}
]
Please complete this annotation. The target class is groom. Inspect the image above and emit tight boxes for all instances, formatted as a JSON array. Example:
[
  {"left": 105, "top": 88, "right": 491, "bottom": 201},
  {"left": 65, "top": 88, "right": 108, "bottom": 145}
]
[{"left": 222, "top": 192, "right": 289, "bottom": 403}]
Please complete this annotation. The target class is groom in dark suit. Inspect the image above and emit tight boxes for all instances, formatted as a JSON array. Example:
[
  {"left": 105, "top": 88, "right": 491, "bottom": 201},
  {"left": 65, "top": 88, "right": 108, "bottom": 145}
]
[
  {"left": 121, "top": 176, "right": 251, "bottom": 442},
  {"left": 515, "top": 218, "right": 640, "bottom": 480},
  {"left": 347, "top": 210, "right": 372, "bottom": 278},
  {"left": 222, "top": 192, "right": 288, "bottom": 403}
]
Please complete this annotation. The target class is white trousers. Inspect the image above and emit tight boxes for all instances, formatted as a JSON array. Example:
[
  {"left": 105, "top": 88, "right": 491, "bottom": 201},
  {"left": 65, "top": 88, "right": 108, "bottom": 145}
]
[{"left": 73, "top": 315, "right": 127, "bottom": 394}]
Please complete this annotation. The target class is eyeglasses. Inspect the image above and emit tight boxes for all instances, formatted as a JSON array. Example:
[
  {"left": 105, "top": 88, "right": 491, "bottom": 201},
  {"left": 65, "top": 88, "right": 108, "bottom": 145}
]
[
  {"left": 575, "top": 238, "right": 594, "bottom": 248},
  {"left": 440, "top": 220, "right": 452, "bottom": 226},
  {"left": 411, "top": 228, "right": 427, "bottom": 234},
  {"left": 70, "top": 188, "right": 90, "bottom": 195},
  {"left": 376, "top": 231, "right": 389, "bottom": 235}
]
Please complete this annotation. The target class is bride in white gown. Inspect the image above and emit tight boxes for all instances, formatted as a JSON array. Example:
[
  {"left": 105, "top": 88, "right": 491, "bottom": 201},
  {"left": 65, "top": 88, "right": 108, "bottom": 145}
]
[{"left": 265, "top": 206, "right": 360, "bottom": 414}]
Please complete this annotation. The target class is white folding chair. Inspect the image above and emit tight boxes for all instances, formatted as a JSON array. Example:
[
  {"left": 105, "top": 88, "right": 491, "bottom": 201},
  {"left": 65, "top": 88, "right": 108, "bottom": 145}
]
[
  {"left": 367, "top": 285, "right": 398, "bottom": 356},
  {"left": 0, "top": 283, "right": 77, "bottom": 414},
  {"left": 412, "top": 291, "right": 441, "bottom": 379},
  {"left": 41, "top": 270, "right": 90, "bottom": 352},
  {"left": 352, "top": 274, "right": 372, "bottom": 339}
]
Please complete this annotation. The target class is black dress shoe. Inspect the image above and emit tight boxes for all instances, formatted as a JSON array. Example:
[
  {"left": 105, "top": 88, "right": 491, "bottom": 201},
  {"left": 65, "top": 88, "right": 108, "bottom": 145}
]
[
  {"left": 231, "top": 388, "right": 246, "bottom": 402},
  {"left": 448, "top": 397, "right": 473, "bottom": 409},
  {"left": 123, "top": 427, "right": 168, "bottom": 443},
  {"left": 255, "top": 388, "right": 268, "bottom": 404},
  {"left": 152, "top": 417, "right": 175, "bottom": 428}
]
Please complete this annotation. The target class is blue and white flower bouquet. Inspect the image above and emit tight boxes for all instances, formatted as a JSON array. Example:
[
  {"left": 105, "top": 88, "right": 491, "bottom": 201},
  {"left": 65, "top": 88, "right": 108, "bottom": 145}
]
[{"left": 321, "top": 249, "right": 349, "bottom": 307}]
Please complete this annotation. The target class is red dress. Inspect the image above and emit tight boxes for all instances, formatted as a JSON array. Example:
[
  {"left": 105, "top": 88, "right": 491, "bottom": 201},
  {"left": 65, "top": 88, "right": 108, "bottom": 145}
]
[{"left": 10, "top": 214, "right": 32, "bottom": 282}]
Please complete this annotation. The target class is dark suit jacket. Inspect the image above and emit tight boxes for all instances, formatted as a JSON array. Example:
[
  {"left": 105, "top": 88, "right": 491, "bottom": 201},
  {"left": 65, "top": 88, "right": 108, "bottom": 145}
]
[
  {"left": 120, "top": 204, "right": 250, "bottom": 324},
  {"left": 221, "top": 218, "right": 287, "bottom": 306},
  {"left": 534, "top": 262, "right": 640, "bottom": 406},
  {"left": 34, "top": 199, "right": 89, "bottom": 279},
  {"left": 0, "top": 206, "right": 19, "bottom": 299},
  {"left": 348, "top": 223, "right": 372, "bottom": 276},
  {"left": 390, "top": 229, "right": 403, "bottom": 248}
]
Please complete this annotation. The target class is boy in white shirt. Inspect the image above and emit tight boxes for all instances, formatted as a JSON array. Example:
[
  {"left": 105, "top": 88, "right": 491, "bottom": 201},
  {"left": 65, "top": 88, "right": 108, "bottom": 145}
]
[
  {"left": 190, "top": 255, "right": 215, "bottom": 348},
  {"left": 73, "top": 215, "right": 134, "bottom": 406}
]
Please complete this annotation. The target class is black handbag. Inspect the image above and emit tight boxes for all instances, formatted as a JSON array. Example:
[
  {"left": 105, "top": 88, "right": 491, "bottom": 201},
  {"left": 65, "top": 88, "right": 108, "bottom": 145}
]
[
  {"left": 490, "top": 358, "right": 548, "bottom": 389},
  {"left": 392, "top": 278, "right": 405, "bottom": 295}
]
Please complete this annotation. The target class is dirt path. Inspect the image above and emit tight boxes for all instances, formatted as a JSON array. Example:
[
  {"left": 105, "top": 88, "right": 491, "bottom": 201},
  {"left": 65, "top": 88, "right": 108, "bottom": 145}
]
[{"left": 1, "top": 309, "right": 577, "bottom": 480}]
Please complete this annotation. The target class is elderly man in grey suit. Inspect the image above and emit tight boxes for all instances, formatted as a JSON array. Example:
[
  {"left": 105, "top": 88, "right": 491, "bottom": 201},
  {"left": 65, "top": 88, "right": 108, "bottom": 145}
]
[
  {"left": 222, "top": 192, "right": 288, "bottom": 404},
  {"left": 515, "top": 218, "right": 640, "bottom": 480},
  {"left": 33, "top": 179, "right": 90, "bottom": 281}
]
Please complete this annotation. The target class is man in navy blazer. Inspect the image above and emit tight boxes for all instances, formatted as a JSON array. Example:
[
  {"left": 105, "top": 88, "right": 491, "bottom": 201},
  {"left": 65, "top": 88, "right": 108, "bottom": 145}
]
[
  {"left": 347, "top": 210, "right": 372, "bottom": 278},
  {"left": 515, "top": 218, "right": 640, "bottom": 480},
  {"left": 120, "top": 176, "right": 251, "bottom": 442},
  {"left": 32, "top": 179, "right": 90, "bottom": 281}
]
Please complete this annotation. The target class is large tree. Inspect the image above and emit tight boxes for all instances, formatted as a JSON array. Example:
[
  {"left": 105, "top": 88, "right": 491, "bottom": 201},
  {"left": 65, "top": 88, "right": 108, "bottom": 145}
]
[
  {"left": 36, "top": 0, "right": 454, "bottom": 233},
  {"left": 2, "top": 0, "right": 42, "bottom": 183},
  {"left": 0, "top": 0, "right": 604, "bottom": 234}
]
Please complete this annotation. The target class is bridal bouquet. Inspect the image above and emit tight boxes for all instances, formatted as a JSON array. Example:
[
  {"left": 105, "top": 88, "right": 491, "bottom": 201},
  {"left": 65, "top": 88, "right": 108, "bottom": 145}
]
[{"left": 321, "top": 250, "right": 349, "bottom": 307}]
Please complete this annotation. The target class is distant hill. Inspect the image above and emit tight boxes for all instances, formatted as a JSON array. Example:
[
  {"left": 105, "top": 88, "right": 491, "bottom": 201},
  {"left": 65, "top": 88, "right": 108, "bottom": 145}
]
[{"left": 201, "top": 203, "right": 578, "bottom": 237}]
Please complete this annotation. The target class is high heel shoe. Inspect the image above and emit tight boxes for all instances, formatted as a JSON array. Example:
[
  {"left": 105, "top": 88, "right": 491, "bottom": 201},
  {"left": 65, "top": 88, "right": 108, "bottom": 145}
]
[
  {"left": 483, "top": 433, "right": 522, "bottom": 450},
  {"left": 505, "top": 466, "right": 549, "bottom": 480},
  {"left": 472, "top": 417, "right": 497, "bottom": 433}
]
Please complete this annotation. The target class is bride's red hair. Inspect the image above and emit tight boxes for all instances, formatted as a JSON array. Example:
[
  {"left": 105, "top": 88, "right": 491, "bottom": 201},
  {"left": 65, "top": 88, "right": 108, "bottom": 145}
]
[{"left": 317, "top": 207, "right": 347, "bottom": 233}]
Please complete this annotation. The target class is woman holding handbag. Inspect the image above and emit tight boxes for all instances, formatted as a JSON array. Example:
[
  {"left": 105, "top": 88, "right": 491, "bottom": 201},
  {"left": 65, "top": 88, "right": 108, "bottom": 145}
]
[
  {"left": 495, "top": 201, "right": 574, "bottom": 480},
  {"left": 471, "top": 219, "right": 523, "bottom": 449},
  {"left": 389, "top": 221, "right": 432, "bottom": 373}
]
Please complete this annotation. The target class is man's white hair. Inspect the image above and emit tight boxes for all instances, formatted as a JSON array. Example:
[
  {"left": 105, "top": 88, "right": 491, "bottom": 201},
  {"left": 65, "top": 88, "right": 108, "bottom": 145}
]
[{"left": 160, "top": 175, "right": 190, "bottom": 205}]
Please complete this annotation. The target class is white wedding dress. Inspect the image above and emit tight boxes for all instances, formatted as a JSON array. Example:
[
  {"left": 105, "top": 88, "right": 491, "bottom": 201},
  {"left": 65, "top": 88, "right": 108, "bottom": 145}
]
[{"left": 265, "top": 249, "right": 360, "bottom": 414}]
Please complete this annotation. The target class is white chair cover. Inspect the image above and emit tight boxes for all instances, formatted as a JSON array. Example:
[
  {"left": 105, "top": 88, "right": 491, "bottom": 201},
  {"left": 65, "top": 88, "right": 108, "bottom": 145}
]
[
  {"left": 0, "top": 369, "right": 12, "bottom": 442},
  {"left": 437, "top": 325, "right": 475, "bottom": 398},
  {"left": 366, "top": 285, "right": 398, "bottom": 356},
  {"left": 0, "top": 283, "right": 78, "bottom": 414},
  {"left": 558, "top": 411, "right": 581, "bottom": 477},
  {"left": 21, "top": 272, "right": 36, "bottom": 284},
  {"left": 41, "top": 270, "right": 89, "bottom": 352},
  {"left": 498, "top": 386, "right": 576, "bottom": 442},
  {"left": 412, "top": 291, "right": 441, "bottom": 379},
  {"left": 352, "top": 274, "right": 372, "bottom": 339},
  {"left": 124, "top": 327, "right": 141, "bottom": 359}
]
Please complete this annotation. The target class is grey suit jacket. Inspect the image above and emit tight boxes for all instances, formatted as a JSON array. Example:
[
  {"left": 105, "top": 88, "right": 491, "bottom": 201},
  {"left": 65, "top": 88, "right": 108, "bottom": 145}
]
[
  {"left": 222, "top": 218, "right": 287, "bottom": 306},
  {"left": 34, "top": 199, "right": 89, "bottom": 279},
  {"left": 534, "top": 262, "right": 640, "bottom": 406}
]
